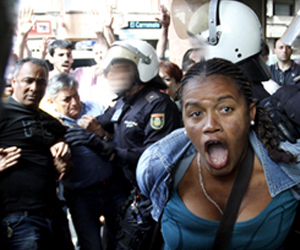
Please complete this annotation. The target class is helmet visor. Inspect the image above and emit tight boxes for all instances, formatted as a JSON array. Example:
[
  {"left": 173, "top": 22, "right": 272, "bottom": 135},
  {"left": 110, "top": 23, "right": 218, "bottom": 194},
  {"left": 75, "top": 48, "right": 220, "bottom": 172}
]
[
  {"left": 101, "top": 45, "right": 140, "bottom": 71},
  {"left": 171, "top": 0, "right": 210, "bottom": 39}
]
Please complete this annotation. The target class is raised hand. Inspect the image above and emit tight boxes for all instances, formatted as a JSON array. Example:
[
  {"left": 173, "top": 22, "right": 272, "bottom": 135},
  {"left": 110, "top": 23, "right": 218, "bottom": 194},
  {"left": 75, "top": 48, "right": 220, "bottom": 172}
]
[
  {"left": 103, "top": 4, "right": 114, "bottom": 29},
  {"left": 39, "top": 36, "right": 51, "bottom": 59},
  {"left": 155, "top": 5, "right": 170, "bottom": 29},
  {"left": 155, "top": 5, "right": 170, "bottom": 59},
  {"left": 18, "top": 7, "right": 35, "bottom": 36},
  {"left": 89, "top": 9, "right": 105, "bottom": 33}
]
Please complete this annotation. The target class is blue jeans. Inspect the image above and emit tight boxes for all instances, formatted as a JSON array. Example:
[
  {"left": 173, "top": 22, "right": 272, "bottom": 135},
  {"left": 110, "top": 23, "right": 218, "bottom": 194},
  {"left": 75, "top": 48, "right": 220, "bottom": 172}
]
[
  {"left": 0, "top": 211, "right": 74, "bottom": 250},
  {"left": 64, "top": 178, "right": 128, "bottom": 250}
]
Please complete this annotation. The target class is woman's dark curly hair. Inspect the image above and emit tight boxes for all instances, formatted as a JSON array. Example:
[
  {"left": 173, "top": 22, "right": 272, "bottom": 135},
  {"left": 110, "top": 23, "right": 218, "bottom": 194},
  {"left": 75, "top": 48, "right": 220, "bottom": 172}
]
[{"left": 179, "top": 58, "right": 297, "bottom": 164}]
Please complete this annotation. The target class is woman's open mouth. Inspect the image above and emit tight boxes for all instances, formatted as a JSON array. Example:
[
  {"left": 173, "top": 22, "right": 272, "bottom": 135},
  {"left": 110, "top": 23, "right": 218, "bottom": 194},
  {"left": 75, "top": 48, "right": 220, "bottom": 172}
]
[{"left": 205, "top": 140, "right": 229, "bottom": 169}]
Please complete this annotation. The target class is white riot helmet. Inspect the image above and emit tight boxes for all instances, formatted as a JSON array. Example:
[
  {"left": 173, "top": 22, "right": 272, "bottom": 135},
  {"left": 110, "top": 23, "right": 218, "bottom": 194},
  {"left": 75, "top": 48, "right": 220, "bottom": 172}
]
[
  {"left": 102, "top": 39, "right": 167, "bottom": 87},
  {"left": 172, "top": 0, "right": 271, "bottom": 81}
]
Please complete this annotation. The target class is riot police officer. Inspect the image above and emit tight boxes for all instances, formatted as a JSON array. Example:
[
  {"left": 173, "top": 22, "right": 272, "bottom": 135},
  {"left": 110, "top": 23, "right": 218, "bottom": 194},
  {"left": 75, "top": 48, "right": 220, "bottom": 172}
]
[
  {"left": 172, "top": 0, "right": 300, "bottom": 144},
  {"left": 65, "top": 39, "right": 181, "bottom": 188},
  {"left": 64, "top": 40, "right": 180, "bottom": 249},
  {"left": 175, "top": 0, "right": 271, "bottom": 102}
]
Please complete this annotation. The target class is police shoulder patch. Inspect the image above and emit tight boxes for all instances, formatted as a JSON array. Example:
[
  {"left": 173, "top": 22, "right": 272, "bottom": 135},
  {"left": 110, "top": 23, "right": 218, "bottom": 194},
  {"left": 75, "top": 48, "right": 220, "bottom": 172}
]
[
  {"left": 150, "top": 113, "right": 165, "bottom": 130},
  {"left": 145, "top": 91, "right": 159, "bottom": 103}
]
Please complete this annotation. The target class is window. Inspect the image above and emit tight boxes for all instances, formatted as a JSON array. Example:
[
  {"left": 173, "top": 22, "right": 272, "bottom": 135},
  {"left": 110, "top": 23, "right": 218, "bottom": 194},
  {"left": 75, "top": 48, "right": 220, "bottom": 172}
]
[{"left": 274, "top": 0, "right": 294, "bottom": 16}]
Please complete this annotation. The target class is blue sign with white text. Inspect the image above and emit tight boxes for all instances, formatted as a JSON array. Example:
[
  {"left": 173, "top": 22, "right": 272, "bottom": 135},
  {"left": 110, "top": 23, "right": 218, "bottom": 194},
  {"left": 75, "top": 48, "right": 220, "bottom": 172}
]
[{"left": 127, "top": 21, "right": 161, "bottom": 29}]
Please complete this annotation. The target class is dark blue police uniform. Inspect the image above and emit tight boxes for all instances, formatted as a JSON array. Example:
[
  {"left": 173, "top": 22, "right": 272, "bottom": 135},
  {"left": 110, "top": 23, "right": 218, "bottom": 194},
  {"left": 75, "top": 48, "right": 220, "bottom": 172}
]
[
  {"left": 269, "top": 61, "right": 300, "bottom": 86},
  {"left": 97, "top": 84, "right": 180, "bottom": 186}
]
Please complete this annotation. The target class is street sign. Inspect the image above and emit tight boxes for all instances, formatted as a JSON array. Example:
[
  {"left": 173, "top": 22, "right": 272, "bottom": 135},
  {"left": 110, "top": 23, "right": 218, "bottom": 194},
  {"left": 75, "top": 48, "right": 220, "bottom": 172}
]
[
  {"left": 126, "top": 21, "right": 161, "bottom": 29},
  {"left": 29, "top": 21, "right": 52, "bottom": 35}
]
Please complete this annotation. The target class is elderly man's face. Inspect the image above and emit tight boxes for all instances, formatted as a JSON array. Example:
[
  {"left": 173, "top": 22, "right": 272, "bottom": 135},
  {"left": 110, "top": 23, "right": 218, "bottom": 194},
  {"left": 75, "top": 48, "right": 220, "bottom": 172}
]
[
  {"left": 53, "top": 85, "right": 82, "bottom": 120},
  {"left": 12, "top": 62, "right": 48, "bottom": 110}
]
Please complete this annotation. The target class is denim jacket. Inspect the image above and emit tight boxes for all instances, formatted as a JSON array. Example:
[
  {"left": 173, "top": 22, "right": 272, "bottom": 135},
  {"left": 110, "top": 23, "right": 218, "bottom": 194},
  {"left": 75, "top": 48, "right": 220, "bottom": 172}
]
[{"left": 136, "top": 128, "right": 300, "bottom": 221}]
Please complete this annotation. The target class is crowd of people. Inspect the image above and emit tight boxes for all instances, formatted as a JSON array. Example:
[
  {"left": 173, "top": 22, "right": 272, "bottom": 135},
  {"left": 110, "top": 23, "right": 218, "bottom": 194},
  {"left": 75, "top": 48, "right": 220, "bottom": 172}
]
[{"left": 1, "top": 0, "right": 300, "bottom": 250}]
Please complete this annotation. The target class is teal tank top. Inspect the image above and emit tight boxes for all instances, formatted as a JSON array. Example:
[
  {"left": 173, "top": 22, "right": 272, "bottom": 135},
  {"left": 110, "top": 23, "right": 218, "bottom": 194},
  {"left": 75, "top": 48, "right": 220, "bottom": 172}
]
[{"left": 161, "top": 188, "right": 298, "bottom": 250}]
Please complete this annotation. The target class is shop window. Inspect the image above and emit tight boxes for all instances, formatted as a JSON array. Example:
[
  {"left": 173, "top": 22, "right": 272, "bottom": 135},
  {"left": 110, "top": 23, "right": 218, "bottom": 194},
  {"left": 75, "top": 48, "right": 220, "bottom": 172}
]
[{"left": 274, "top": 0, "right": 294, "bottom": 16}]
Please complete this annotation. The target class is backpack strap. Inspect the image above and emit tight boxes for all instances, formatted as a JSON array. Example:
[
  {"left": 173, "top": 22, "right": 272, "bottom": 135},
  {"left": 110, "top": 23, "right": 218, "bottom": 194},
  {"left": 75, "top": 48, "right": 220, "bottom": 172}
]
[
  {"left": 171, "top": 152, "right": 196, "bottom": 191},
  {"left": 212, "top": 145, "right": 254, "bottom": 250}
]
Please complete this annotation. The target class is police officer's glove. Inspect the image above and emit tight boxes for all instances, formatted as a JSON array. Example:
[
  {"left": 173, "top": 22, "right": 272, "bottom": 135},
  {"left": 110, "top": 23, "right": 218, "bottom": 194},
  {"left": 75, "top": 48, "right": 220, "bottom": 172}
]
[
  {"left": 262, "top": 97, "right": 300, "bottom": 144},
  {"left": 64, "top": 127, "right": 115, "bottom": 160}
]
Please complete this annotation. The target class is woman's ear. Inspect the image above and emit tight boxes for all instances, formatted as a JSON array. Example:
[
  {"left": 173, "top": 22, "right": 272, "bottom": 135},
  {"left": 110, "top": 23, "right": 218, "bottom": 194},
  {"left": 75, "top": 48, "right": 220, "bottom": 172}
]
[{"left": 249, "top": 102, "right": 256, "bottom": 122}]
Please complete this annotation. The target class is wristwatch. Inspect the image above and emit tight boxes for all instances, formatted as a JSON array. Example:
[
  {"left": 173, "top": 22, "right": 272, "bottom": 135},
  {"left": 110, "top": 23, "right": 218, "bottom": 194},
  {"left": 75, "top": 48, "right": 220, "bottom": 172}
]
[{"left": 102, "top": 131, "right": 109, "bottom": 142}]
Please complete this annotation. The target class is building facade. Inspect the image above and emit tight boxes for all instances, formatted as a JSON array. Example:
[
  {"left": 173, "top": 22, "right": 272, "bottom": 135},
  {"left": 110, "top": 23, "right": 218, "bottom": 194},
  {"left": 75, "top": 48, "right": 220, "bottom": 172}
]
[
  {"left": 20, "top": 0, "right": 300, "bottom": 65},
  {"left": 266, "top": 0, "right": 300, "bottom": 64}
]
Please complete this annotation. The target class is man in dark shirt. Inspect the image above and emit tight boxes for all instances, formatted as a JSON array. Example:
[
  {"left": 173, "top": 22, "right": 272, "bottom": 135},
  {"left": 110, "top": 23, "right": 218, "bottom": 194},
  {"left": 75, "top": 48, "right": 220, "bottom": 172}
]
[
  {"left": 269, "top": 39, "right": 300, "bottom": 86},
  {"left": 0, "top": 57, "right": 73, "bottom": 250}
]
